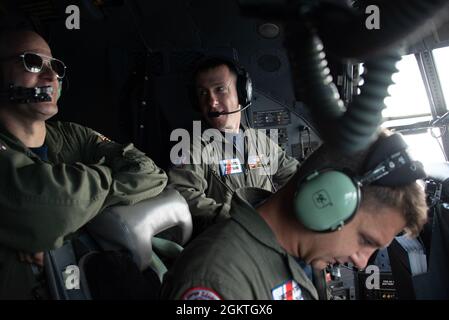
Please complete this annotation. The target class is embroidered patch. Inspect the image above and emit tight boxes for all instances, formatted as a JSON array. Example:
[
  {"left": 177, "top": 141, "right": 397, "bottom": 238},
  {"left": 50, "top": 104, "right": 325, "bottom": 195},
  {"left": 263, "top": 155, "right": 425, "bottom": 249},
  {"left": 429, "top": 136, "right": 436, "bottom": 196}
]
[
  {"left": 181, "top": 287, "right": 222, "bottom": 300},
  {"left": 271, "top": 280, "right": 304, "bottom": 300},
  {"left": 219, "top": 158, "right": 243, "bottom": 176},
  {"left": 95, "top": 133, "right": 111, "bottom": 143},
  {"left": 248, "top": 155, "right": 267, "bottom": 170}
]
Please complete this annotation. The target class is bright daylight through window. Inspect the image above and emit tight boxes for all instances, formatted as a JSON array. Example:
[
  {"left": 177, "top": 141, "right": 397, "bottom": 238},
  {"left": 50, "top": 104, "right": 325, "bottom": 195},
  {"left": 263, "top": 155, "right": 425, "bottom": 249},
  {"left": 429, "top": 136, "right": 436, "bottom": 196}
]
[{"left": 381, "top": 54, "right": 447, "bottom": 164}]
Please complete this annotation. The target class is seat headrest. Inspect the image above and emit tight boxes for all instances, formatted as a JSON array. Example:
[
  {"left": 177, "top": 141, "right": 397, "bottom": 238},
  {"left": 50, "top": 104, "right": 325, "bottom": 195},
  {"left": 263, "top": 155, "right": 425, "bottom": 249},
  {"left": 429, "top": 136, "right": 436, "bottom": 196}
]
[{"left": 86, "top": 188, "right": 192, "bottom": 271}]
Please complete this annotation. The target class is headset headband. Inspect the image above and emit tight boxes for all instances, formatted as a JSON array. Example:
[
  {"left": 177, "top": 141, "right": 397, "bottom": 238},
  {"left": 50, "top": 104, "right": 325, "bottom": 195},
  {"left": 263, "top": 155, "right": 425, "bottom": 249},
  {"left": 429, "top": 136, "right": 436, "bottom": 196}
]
[{"left": 360, "top": 133, "right": 426, "bottom": 187}]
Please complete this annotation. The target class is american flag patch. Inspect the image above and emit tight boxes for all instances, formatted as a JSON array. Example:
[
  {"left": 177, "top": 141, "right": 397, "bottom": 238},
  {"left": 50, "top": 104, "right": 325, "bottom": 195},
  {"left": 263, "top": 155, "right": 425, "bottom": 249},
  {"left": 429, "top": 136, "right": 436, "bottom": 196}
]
[
  {"left": 271, "top": 280, "right": 304, "bottom": 300},
  {"left": 219, "top": 158, "right": 242, "bottom": 176}
]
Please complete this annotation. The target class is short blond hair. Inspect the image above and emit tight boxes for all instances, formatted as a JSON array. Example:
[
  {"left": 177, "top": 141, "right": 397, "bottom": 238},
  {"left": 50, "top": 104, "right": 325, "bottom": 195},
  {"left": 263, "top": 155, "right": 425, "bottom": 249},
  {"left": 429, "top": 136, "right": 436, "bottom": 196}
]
[{"left": 361, "top": 183, "right": 427, "bottom": 237}]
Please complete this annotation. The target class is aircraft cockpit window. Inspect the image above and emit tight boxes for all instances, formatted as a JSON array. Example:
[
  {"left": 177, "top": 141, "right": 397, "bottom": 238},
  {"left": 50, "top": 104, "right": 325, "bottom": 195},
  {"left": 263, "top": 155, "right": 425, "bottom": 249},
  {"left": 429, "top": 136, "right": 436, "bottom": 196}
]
[
  {"left": 381, "top": 54, "right": 447, "bottom": 164},
  {"left": 402, "top": 132, "right": 446, "bottom": 164},
  {"left": 383, "top": 54, "right": 432, "bottom": 120},
  {"left": 433, "top": 47, "right": 449, "bottom": 106}
]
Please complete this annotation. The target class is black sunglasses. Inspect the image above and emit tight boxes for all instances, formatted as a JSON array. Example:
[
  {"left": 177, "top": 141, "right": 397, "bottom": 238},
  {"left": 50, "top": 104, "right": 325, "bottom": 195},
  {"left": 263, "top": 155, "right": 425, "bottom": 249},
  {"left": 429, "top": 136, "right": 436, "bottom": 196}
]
[{"left": 19, "top": 52, "right": 67, "bottom": 79}]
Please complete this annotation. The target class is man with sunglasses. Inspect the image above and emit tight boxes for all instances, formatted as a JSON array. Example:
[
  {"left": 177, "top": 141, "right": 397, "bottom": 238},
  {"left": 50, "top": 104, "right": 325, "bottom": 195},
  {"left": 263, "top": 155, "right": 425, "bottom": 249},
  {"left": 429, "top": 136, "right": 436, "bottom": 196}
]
[{"left": 0, "top": 29, "right": 168, "bottom": 299}]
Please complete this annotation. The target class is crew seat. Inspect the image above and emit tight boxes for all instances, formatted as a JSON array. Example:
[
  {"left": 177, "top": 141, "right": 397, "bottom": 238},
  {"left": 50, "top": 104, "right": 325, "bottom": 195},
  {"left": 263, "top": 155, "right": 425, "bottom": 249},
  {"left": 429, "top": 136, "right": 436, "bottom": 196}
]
[{"left": 44, "top": 188, "right": 192, "bottom": 300}]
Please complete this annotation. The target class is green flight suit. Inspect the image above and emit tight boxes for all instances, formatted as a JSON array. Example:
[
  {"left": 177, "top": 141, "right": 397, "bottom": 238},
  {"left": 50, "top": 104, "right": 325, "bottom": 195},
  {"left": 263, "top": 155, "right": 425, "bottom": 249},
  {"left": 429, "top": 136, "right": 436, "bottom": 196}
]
[
  {"left": 160, "top": 187, "right": 318, "bottom": 300},
  {"left": 0, "top": 121, "right": 167, "bottom": 299},
  {"left": 168, "top": 124, "right": 299, "bottom": 237}
]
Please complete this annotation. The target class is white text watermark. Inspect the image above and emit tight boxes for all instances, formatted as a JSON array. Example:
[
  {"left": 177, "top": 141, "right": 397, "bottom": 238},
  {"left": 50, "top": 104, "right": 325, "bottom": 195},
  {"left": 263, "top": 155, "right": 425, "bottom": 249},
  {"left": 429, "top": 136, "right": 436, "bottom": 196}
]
[{"left": 170, "top": 121, "right": 280, "bottom": 175}]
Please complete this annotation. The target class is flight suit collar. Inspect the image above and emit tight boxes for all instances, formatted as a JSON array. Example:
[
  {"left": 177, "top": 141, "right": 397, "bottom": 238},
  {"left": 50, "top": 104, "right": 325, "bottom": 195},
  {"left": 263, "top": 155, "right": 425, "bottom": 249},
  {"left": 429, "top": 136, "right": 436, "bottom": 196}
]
[
  {"left": 230, "top": 187, "right": 319, "bottom": 300},
  {"left": 200, "top": 121, "right": 249, "bottom": 142},
  {"left": 44, "top": 122, "right": 63, "bottom": 154},
  {"left": 0, "top": 121, "right": 63, "bottom": 159},
  {"left": 287, "top": 256, "right": 319, "bottom": 300},
  {"left": 230, "top": 187, "right": 284, "bottom": 254},
  {"left": 0, "top": 122, "right": 35, "bottom": 156}
]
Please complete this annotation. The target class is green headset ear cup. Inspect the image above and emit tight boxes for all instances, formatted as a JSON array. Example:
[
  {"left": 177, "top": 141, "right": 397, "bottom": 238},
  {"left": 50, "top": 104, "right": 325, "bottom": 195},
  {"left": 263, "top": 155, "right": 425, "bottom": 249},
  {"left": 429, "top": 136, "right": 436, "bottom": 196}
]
[
  {"left": 294, "top": 170, "right": 360, "bottom": 232},
  {"left": 57, "top": 80, "right": 62, "bottom": 100}
]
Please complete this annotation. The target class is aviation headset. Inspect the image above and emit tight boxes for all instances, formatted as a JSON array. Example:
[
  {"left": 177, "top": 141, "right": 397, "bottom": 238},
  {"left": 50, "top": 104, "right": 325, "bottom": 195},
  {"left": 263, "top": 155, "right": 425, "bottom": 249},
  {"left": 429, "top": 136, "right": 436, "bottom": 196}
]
[
  {"left": 0, "top": 30, "right": 63, "bottom": 102},
  {"left": 0, "top": 64, "right": 63, "bottom": 101},
  {"left": 189, "top": 56, "right": 279, "bottom": 191},
  {"left": 294, "top": 133, "right": 427, "bottom": 232},
  {"left": 190, "top": 56, "right": 252, "bottom": 111},
  {"left": 57, "top": 78, "right": 63, "bottom": 100}
]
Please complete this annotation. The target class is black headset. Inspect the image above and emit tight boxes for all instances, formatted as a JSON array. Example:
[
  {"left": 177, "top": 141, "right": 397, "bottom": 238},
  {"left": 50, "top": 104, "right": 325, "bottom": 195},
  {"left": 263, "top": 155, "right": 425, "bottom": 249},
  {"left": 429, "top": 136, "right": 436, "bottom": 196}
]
[
  {"left": 57, "top": 78, "right": 63, "bottom": 100},
  {"left": 188, "top": 56, "right": 278, "bottom": 191},
  {"left": 190, "top": 56, "right": 252, "bottom": 111},
  {"left": 294, "top": 133, "right": 427, "bottom": 232}
]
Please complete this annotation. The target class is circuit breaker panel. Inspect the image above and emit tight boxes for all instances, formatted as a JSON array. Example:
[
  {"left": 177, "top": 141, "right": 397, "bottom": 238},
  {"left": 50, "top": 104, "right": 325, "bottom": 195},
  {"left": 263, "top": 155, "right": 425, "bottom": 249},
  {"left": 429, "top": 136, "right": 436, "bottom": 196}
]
[{"left": 247, "top": 89, "right": 321, "bottom": 162}]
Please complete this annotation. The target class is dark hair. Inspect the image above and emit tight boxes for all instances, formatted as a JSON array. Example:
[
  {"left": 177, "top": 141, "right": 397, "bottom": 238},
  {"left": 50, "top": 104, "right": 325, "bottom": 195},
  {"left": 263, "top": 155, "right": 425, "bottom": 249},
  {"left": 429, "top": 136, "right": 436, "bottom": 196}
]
[
  {"left": 189, "top": 57, "right": 242, "bottom": 111},
  {"left": 192, "top": 57, "right": 239, "bottom": 83},
  {"left": 294, "top": 129, "right": 428, "bottom": 236}
]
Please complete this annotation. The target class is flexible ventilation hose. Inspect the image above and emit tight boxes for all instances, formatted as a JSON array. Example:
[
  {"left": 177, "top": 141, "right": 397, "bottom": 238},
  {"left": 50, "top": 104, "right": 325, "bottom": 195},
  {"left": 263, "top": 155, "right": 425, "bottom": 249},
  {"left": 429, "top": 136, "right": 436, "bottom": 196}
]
[
  {"left": 285, "top": 26, "right": 401, "bottom": 154},
  {"left": 338, "top": 54, "right": 400, "bottom": 150},
  {"left": 240, "top": 0, "right": 448, "bottom": 153},
  {"left": 283, "top": 0, "right": 447, "bottom": 153}
]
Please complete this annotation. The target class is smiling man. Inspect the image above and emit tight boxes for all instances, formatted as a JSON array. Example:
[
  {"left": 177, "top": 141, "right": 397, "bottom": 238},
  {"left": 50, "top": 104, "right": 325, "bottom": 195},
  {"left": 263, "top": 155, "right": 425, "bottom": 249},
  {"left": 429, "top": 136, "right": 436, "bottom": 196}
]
[
  {"left": 168, "top": 57, "right": 299, "bottom": 239},
  {"left": 195, "top": 62, "right": 242, "bottom": 133},
  {"left": 161, "top": 130, "right": 428, "bottom": 300},
  {"left": 0, "top": 29, "right": 167, "bottom": 299}
]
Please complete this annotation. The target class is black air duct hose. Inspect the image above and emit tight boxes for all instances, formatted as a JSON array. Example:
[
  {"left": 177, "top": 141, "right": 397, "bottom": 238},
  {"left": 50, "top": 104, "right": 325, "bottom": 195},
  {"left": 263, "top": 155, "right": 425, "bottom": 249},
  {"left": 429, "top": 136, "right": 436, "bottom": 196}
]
[
  {"left": 239, "top": 0, "right": 447, "bottom": 153},
  {"left": 285, "top": 25, "right": 400, "bottom": 153},
  {"left": 338, "top": 54, "right": 400, "bottom": 149}
]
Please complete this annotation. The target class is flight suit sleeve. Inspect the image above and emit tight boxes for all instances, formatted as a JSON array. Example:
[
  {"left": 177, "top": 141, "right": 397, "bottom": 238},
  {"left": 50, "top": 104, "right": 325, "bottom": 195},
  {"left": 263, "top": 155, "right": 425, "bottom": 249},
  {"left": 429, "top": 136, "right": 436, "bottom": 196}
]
[
  {"left": 161, "top": 274, "right": 248, "bottom": 300},
  {"left": 0, "top": 144, "right": 113, "bottom": 253},
  {"left": 168, "top": 163, "right": 230, "bottom": 237},
  {"left": 69, "top": 123, "right": 168, "bottom": 207},
  {"left": 269, "top": 136, "right": 299, "bottom": 188}
]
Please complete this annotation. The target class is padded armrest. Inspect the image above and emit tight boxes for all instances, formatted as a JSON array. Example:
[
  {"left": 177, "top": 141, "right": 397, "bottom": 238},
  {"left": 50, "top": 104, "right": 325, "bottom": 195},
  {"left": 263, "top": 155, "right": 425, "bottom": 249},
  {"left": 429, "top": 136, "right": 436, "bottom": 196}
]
[{"left": 86, "top": 188, "right": 192, "bottom": 271}]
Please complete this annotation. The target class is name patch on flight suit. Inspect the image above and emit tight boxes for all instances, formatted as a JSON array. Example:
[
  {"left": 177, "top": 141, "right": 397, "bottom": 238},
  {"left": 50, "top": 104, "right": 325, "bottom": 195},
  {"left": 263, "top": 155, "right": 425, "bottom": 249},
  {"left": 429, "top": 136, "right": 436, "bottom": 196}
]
[
  {"left": 247, "top": 155, "right": 268, "bottom": 170},
  {"left": 272, "top": 280, "right": 304, "bottom": 300},
  {"left": 219, "top": 158, "right": 243, "bottom": 176}
]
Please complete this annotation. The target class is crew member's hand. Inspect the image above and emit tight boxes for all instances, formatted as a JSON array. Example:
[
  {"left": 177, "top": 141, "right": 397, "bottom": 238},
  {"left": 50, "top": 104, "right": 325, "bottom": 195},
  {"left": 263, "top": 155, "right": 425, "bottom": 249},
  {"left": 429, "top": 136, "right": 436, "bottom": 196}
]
[{"left": 18, "top": 252, "right": 44, "bottom": 267}]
